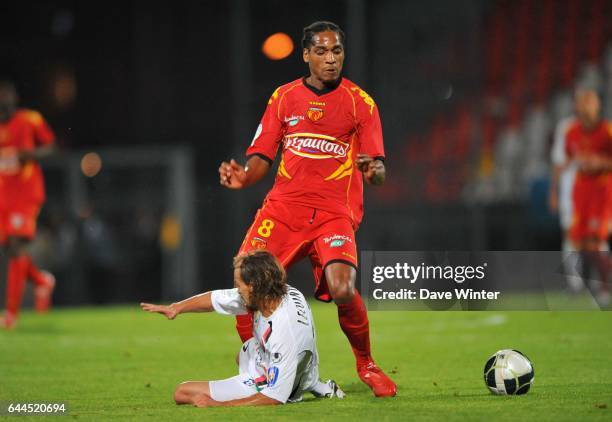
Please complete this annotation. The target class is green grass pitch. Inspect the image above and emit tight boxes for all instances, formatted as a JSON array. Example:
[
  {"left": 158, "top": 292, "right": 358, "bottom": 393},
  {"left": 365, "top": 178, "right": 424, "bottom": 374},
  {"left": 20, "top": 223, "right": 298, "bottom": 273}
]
[{"left": 1, "top": 304, "right": 611, "bottom": 421}]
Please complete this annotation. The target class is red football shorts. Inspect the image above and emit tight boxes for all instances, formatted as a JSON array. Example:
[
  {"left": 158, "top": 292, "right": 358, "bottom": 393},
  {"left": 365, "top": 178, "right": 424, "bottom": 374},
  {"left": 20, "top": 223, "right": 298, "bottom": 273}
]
[
  {"left": 569, "top": 181, "right": 611, "bottom": 243},
  {"left": 238, "top": 199, "right": 358, "bottom": 302},
  {"left": 0, "top": 203, "right": 41, "bottom": 244}
]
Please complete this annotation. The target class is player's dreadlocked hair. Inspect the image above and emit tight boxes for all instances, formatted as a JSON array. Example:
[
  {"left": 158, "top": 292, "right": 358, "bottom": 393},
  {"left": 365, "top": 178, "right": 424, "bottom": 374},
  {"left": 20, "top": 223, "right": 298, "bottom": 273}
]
[
  {"left": 301, "top": 21, "right": 345, "bottom": 49},
  {"left": 0, "top": 80, "right": 18, "bottom": 122},
  {"left": 233, "top": 250, "right": 287, "bottom": 312}
]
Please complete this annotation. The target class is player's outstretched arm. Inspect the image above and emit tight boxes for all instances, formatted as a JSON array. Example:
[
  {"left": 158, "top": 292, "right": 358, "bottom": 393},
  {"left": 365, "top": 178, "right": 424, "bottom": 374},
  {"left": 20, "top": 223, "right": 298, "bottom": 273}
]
[
  {"left": 18, "top": 145, "right": 56, "bottom": 164},
  {"left": 193, "top": 392, "right": 281, "bottom": 408},
  {"left": 140, "top": 292, "right": 214, "bottom": 319},
  {"left": 356, "top": 154, "right": 385, "bottom": 185},
  {"left": 219, "top": 155, "right": 270, "bottom": 189},
  {"left": 548, "top": 164, "right": 562, "bottom": 213},
  {"left": 140, "top": 303, "right": 180, "bottom": 319}
]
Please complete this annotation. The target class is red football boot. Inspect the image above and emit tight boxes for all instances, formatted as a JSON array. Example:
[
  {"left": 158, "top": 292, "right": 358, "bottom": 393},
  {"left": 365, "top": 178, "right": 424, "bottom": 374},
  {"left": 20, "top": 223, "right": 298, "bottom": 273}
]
[
  {"left": 1, "top": 311, "right": 17, "bottom": 330},
  {"left": 358, "top": 361, "right": 397, "bottom": 397},
  {"left": 34, "top": 271, "right": 55, "bottom": 313}
]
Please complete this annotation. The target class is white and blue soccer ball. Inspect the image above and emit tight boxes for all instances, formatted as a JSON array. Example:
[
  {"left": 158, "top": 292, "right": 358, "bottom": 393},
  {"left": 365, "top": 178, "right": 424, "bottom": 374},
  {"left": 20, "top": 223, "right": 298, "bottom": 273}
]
[{"left": 483, "top": 349, "right": 534, "bottom": 395}]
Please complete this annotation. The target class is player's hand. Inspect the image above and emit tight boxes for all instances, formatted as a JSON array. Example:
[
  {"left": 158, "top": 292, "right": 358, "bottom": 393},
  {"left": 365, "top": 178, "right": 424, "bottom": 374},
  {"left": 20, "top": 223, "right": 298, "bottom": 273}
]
[
  {"left": 193, "top": 394, "right": 220, "bottom": 408},
  {"left": 219, "top": 159, "right": 247, "bottom": 189},
  {"left": 0, "top": 147, "right": 20, "bottom": 175},
  {"left": 140, "top": 302, "right": 179, "bottom": 320},
  {"left": 576, "top": 154, "right": 605, "bottom": 173},
  {"left": 356, "top": 154, "right": 385, "bottom": 185}
]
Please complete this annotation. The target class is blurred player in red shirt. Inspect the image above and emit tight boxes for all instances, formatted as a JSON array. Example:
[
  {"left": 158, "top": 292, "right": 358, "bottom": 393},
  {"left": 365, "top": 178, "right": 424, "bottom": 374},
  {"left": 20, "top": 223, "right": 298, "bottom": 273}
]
[
  {"left": 0, "top": 81, "right": 56, "bottom": 329},
  {"left": 218, "top": 22, "right": 396, "bottom": 397},
  {"left": 565, "top": 89, "right": 612, "bottom": 306}
]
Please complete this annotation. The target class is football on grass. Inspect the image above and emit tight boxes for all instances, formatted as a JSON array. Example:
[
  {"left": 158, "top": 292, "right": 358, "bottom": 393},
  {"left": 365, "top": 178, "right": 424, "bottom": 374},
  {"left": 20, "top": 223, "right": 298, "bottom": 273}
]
[{"left": 483, "top": 349, "right": 534, "bottom": 395}]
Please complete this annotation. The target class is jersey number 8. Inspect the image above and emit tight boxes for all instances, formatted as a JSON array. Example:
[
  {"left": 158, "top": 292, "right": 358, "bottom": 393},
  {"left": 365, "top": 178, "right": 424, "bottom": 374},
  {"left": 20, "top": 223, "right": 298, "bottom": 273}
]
[{"left": 257, "top": 219, "right": 275, "bottom": 238}]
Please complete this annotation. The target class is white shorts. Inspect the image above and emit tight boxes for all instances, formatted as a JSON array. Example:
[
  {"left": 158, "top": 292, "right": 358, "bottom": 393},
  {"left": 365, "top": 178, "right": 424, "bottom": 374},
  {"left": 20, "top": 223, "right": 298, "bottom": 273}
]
[
  {"left": 208, "top": 338, "right": 320, "bottom": 403},
  {"left": 209, "top": 338, "right": 264, "bottom": 402},
  {"left": 209, "top": 374, "right": 258, "bottom": 402}
]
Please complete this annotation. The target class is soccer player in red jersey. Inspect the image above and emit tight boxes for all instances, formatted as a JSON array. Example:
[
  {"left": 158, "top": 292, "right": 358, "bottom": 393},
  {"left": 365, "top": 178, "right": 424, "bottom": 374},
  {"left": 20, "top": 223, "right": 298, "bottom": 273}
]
[
  {"left": 0, "top": 81, "right": 56, "bottom": 329},
  {"left": 218, "top": 22, "right": 396, "bottom": 397},
  {"left": 564, "top": 89, "right": 612, "bottom": 306}
]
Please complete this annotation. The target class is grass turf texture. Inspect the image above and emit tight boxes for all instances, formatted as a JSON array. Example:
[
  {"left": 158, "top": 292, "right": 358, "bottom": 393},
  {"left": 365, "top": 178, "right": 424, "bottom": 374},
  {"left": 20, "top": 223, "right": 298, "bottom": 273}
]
[{"left": 1, "top": 304, "right": 611, "bottom": 421}]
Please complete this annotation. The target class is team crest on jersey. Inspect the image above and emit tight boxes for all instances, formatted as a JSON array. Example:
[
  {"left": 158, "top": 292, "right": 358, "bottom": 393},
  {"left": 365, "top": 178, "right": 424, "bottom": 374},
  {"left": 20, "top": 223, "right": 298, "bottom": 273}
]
[
  {"left": 284, "top": 133, "right": 348, "bottom": 159},
  {"left": 251, "top": 237, "right": 267, "bottom": 250},
  {"left": 307, "top": 107, "right": 324, "bottom": 122},
  {"left": 267, "top": 366, "right": 280, "bottom": 387}
]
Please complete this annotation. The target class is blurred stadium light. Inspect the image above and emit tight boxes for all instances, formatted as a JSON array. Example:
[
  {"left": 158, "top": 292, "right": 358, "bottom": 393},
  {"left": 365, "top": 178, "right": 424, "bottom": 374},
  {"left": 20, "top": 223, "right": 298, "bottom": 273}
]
[
  {"left": 262, "top": 33, "right": 294, "bottom": 60},
  {"left": 80, "top": 152, "right": 102, "bottom": 177}
]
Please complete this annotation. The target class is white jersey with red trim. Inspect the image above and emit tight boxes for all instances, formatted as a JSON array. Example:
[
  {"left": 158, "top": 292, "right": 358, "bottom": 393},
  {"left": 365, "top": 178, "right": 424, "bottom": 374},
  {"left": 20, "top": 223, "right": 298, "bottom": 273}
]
[{"left": 210, "top": 285, "right": 320, "bottom": 403}]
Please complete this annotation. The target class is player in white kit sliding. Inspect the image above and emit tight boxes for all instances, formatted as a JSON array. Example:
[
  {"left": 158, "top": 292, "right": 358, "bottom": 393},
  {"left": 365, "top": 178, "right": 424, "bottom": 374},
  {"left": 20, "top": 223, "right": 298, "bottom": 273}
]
[{"left": 141, "top": 250, "right": 344, "bottom": 407}]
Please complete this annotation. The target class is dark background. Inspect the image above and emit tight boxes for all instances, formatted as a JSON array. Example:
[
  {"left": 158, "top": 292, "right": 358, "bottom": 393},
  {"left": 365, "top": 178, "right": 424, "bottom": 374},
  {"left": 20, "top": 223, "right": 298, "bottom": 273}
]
[{"left": 1, "top": 0, "right": 610, "bottom": 303}]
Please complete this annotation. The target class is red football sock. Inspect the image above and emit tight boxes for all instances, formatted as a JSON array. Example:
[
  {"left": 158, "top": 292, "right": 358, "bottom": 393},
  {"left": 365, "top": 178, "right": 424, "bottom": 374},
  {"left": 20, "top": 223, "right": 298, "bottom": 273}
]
[
  {"left": 5, "top": 256, "right": 29, "bottom": 317},
  {"left": 236, "top": 313, "right": 254, "bottom": 343},
  {"left": 24, "top": 255, "right": 47, "bottom": 287},
  {"left": 337, "top": 290, "right": 372, "bottom": 368}
]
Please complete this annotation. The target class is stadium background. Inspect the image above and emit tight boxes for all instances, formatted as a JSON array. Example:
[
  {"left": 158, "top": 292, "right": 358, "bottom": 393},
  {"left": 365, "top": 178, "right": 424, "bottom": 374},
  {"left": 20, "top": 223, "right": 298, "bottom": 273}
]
[{"left": 2, "top": 0, "right": 611, "bottom": 305}]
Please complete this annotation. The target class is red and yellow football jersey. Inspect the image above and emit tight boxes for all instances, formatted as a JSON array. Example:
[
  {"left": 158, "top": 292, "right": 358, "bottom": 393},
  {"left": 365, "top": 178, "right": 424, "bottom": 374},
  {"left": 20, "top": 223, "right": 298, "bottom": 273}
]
[
  {"left": 0, "top": 109, "right": 55, "bottom": 206},
  {"left": 565, "top": 119, "right": 612, "bottom": 187},
  {"left": 565, "top": 119, "right": 612, "bottom": 241},
  {"left": 246, "top": 77, "right": 385, "bottom": 227}
]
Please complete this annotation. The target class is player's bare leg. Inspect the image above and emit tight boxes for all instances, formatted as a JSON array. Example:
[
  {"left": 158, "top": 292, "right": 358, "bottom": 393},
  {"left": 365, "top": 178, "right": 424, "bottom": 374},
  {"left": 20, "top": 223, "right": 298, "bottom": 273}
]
[
  {"left": 174, "top": 381, "right": 212, "bottom": 405},
  {"left": 574, "top": 237, "right": 609, "bottom": 307},
  {"left": 584, "top": 237, "right": 610, "bottom": 307},
  {"left": 326, "top": 263, "right": 356, "bottom": 305},
  {"left": 325, "top": 262, "right": 397, "bottom": 397}
]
